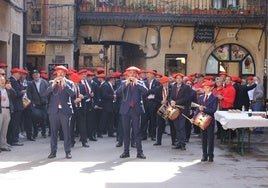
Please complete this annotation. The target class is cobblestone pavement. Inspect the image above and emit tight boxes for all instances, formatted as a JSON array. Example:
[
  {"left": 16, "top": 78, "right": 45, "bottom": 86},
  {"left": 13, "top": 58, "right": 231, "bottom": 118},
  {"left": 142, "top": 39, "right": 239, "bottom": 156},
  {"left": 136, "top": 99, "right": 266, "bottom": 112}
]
[{"left": 0, "top": 129, "right": 267, "bottom": 188}]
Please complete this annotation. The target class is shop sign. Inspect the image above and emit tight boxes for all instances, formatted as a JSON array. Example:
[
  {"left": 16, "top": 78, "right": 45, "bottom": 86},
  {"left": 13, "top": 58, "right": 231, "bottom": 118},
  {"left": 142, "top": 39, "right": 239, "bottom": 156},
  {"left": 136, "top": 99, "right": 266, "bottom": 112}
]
[
  {"left": 194, "top": 25, "right": 214, "bottom": 43},
  {"left": 27, "top": 42, "right": 46, "bottom": 55}
]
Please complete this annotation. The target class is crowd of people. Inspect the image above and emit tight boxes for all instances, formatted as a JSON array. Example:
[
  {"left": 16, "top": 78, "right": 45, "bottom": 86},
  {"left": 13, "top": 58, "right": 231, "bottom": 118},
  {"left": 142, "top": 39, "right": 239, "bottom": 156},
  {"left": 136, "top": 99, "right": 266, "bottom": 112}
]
[{"left": 0, "top": 63, "right": 265, "bottom": 162}]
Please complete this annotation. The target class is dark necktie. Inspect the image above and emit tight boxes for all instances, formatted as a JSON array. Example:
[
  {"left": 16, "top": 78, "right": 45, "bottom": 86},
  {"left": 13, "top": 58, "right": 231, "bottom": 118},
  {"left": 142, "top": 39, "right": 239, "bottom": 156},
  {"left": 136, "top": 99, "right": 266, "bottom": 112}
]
[
  {"left": 58, "top": 81, "right": 62, "bottom": 93},
  {"left": 204, "top": 95, "right": 208, "bottom": 105},
  {"left": 176, "top": 86, "right": 180, "bottom": 97}
]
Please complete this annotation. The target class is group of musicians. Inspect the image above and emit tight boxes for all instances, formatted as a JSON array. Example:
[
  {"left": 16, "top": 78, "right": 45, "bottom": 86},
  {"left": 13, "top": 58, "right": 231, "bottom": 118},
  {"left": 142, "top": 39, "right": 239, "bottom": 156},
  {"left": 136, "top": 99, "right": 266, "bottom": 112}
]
[{"left": 0, "top": 64, "right": 219, "bottom": 161}]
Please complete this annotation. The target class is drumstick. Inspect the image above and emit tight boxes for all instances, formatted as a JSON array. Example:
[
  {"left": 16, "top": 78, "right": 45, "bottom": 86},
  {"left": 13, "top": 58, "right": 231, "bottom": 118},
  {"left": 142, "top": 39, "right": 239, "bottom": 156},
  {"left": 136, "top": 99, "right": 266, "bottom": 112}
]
[
  {"left": 181, "top": 113, "right": 192, "bottom": 122},
  {"left": 175, "top": 105, "right": 185, "bottom": 109}
]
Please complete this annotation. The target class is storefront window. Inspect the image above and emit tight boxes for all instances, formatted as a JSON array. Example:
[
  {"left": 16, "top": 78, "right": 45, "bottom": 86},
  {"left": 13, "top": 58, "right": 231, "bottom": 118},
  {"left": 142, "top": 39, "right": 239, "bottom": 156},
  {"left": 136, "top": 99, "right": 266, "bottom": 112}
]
[
  {"left": 206, "top": 44, "right": 255, "bottom": 76},
  {"left": 165, "top": 54, "right": 187, "bottom": 76}
]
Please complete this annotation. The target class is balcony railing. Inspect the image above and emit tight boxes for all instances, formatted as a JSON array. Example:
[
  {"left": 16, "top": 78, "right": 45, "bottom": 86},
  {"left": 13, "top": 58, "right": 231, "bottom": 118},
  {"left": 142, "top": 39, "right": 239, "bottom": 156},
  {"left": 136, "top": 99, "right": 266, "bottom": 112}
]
[{"left": 79, "top": 0, "right": 266, "bottom": 16}]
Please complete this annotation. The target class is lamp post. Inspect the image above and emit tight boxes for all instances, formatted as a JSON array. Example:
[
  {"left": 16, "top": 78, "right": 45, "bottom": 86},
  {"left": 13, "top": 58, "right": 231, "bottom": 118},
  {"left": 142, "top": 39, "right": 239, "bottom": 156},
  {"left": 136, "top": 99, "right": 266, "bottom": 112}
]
[
  {"left": 99, "top": 48, "right": 108, "bottom": 74},
  {"left": 264, "top": 59, "right": 267, "bottom": 99}
]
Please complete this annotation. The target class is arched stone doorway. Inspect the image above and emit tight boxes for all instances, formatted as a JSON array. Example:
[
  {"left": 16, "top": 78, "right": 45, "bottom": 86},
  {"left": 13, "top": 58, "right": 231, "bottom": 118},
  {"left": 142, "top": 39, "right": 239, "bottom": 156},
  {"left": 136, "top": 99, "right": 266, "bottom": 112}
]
[{"left": 205, "top": 44, "right": 255, "bottom": 77}]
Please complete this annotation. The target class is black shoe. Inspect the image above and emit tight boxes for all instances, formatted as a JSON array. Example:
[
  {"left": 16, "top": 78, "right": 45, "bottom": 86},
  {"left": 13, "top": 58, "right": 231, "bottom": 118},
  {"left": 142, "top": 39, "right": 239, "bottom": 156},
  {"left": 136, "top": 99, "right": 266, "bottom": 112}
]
[
  {"left": 82, "top": 143, "right": 89, "bottom": 148},
  {"left": 181, "top": 146, "right": 186, "bottom": 150},
  {"left": 11, "top": 142, "right": 24, "bottom": 146},
  {"left": 42, "top": 134, "right": 46, "bottom": 138},
  {"left": 120, "top": 152, "right": 130, "bottom": 158},
  {"left": 142, "top": 137, "right": 147, "bottom": 140},
  {"left": 208, "top": 157, "right": 214, "bottom": 162},
  {"left": 172, "top": 145, "right": 182, "bottom": 149},
  {"left": 151, "top": 137, "right": 156, "bottom": 141},
  {"left": 153, "top": 142, "right": 161, "bottom": 146},
  {"left": 66, "top": 152, "right": 72, "bottom": 159},
  {"left": 108, "top": 134, "right": 116, "bottom": 137},
  {"left": 116, "top": 142, "right": 123, "bottom": 147},
  {"left": 48, "top": 152, "right": 56, "bottom": 159},
  {"left": 137, "top": 153, "right": 146, "bottom": 159},
  {"left": 131, "top": 143, "right": 136, "bottom": 148},
  {"left": 0, "top": 147, "right": 11, "bottom": 151},
  {"left": 201, "top": 157, "right": 208, "bottom": 162},
  {"left": 89, "top": 137, "right": 97, "bottom": 141},
  {"left": 97, "top": 134, "right": 103, "bottom": 138},
  {"left": 27, "top": 137, "right": 36, "bottom": 141}
]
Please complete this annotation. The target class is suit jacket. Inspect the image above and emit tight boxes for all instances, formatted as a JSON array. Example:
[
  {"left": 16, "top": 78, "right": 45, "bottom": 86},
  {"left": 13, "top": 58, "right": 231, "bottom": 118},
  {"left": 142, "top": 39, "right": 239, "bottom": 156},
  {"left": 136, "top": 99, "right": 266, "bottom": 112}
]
[
  {"left": 100, "top": 81, "right": 115, "bottom": 112},
  {"left": 169, "top": 82, "right": 191, "bottom": 115},
  {"left": 47, "top": 78, "right": 75, "bottom": 116},
  {"left": 27, "top": 78, "right": 49, "bottom": 107},
  {"left": 0, "top": 88, "right": 16, "bottom": 113},
  {"left": 193, "top": 93, "right": 218, "bottom": 118},
  {"left": 71, "top": 83, "right": 88, "bottom": 113},
  {"left": 116, "top": 80, "right": 148, "bottom": 115},
  {"left": 9, "top": 76, "right": 24, "bottom": 112}
]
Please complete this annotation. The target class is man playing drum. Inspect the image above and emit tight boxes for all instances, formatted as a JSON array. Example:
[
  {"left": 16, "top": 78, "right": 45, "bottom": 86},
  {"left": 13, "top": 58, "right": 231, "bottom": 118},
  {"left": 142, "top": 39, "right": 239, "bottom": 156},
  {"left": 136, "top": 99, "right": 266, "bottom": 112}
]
[
  {"left": 169, "top": 73, "right": 191, "bottom": 151},
  {"left": 192, "top": 81, "right": 218, "bottom": 162}
]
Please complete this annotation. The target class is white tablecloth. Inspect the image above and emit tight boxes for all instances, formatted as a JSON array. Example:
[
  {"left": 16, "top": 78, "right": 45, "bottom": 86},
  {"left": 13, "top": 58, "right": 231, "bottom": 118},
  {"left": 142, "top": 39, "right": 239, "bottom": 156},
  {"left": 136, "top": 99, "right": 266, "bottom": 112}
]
[{"left": 214, "top": 111, "right": 268, "bottom": 130}]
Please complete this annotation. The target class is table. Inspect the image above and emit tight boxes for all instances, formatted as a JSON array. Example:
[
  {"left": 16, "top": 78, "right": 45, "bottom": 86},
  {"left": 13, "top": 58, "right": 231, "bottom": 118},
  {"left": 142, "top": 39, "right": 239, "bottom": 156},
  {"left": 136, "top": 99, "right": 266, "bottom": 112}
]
[{"left": 214, "top": 111, "right": 268, "bottom": 155}]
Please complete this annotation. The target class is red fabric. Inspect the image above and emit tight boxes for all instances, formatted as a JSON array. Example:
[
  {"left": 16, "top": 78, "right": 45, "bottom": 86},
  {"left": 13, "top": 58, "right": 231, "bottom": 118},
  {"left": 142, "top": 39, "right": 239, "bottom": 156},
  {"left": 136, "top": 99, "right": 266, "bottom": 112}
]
[{"left": 221, "top": 84, "right": 236, "bottom": 109}]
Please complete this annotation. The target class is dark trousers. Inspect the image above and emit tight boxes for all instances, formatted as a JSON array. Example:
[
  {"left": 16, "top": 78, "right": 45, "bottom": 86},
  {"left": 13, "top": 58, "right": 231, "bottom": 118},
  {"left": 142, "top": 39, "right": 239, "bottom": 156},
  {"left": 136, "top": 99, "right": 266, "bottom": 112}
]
[
  {"left": 173, "top": 115, "right": 186, "bottom": 147},
  {"left": 185, "top": 114, "right": 194, "bottom": 141},
  {"left": 117, "top": 115, "right": 123, "bottom": 143},
  {"left": 156, "top": 115, "right": 166, "bottom": 144},
  {"left": 7, "top": 111, "right": 22, "bottom": 144},
  {"left": 99, "top": 110, "right": 114, "bottom": 136},
  {"left": 121, "top": 109, "right": 142, "bottom": 153},
  {"left": 201, "top": 121, "right": 215, "bottom": 158},
  {"left": 141, "top": 112, "right": 148, "bottom": 139},
  {"left": 96, "top": 108, "right": 103, "bottom": 136},
  {"left": 146, "top": 100, "right": 158, "bottom": 139},
  {"left": 70, "top": 108, "right": 87, "bottom": 144},
  {"left": 32, "top": 106, "right": 47, "bottom": 137},
  {"left": 49, "top": 111, "right": 71, "bottom": 153},
  {"left": 23, "top": 108, "right": 34, "bottom": 138},
  {"left": 87, "top": 108, "right": 97, "bottom": 138}
]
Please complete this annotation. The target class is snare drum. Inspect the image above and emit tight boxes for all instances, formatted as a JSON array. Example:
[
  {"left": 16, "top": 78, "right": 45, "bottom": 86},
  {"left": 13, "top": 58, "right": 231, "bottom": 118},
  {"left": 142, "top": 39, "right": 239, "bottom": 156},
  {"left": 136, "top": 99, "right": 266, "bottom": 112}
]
[
  {"left": 165, "top": 106, "right": 180, "bottom": 121},
  {"left": 193, "top": 112, "right": 212, "bottom": 130},
  {"left": 157, "top": 104, "right": 168, "bottom": 120}
]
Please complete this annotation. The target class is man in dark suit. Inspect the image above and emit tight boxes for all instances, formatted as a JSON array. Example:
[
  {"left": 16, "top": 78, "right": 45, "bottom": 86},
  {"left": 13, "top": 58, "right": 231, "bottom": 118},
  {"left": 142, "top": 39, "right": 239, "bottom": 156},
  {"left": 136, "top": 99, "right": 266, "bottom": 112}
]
[
  {"left": 69, "top": 73, "right": 89, "bottom": 148},
  {"left": 116, "top": 66, "right": 148, "bottom": 159},
  {"left": 47, "top": 65, "right": 75, "bottom": 159},
  {"left": 116, "top": 66, "right": 147, "bottom": 159},
  {"left": 169, "top": 73, "right": 191, "bottom": 151},
  {"left": 7, "top": 68, "right": 26, "bottom": 146},
  {"left": 99, "top": 74, "right": 117, "bottom": 137},
  {"left": 143, "top": 70, "right": 161, "bottom": 141},
  {"left": 153, "top": 76, "right": 170, "bottom": 146},
  {"left": 27, "top": 70, "right": 49, "bottom": 139},
  {"left": 192, "top": 81, "right": 218, "bottom": 162}
]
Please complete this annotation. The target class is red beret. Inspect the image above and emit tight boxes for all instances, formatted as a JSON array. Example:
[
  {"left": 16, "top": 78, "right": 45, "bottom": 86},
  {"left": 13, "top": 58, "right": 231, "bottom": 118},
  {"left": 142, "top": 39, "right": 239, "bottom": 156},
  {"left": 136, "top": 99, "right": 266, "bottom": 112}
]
[
  {"left": 185, "top": 78, "right": 193, "bottom": 84},
  {"left": 247, "top": 76, "right": 254, "bottom": 81},
  {"left": 78, "top": 69, "right": 88, "bottom": 75},
  {"left": 219, "top": 71, "right": 227, "bottom": 76},
  {"left": 11, "top": 68, "right": 22, "bottom": 74},
  {"left": 20, "top": 69, "right": 29, "bottom": 75},
  {"left": 66, "top": 69, "right": 75, "bottom": 75},
  {"left": 40, "top": 73, "right": 49, "bottom": 80},
  {"left": 231, "top": 76, "right": 242, "bottom": 83},
  {"left": 113, "top": 72, "right": 122, "bottom": 78},
  {"left": 69, "top": 73, "right": 82, "bottom": 83},
  {"left": 40, "top": 70, "right": 47, "bottom": 74},
  {"left": 159, "top": 76, "right": 169, "bottom": 84},
  {"left": 202, "top": 81, "right": 214, "bottom": 87},
  {"left": 173, "top": 73, "right": 184, "bottom": 79},
  {"left": 145, "top": 70, "right": 157, "bottom": 75},
  {"left": 126, "top": 66, "right": 140, "bottom": 72},
  {"left": 54, "top": 65, "right": 68, "bottom": 72},
  {"left": 204, "top": 75, "right": 214, "bottom": 81},
  {"left": 0, "top": 62, "right": 8, "bottom": 67},
  {"left": 97, "top": 73, "right": 106, "bottom": 78},
  {"left": 87, "top": 71, "right": 95, "bottom": 76},
  {"left": 96, "top": 67, "right": 105, "bottom": 73}
]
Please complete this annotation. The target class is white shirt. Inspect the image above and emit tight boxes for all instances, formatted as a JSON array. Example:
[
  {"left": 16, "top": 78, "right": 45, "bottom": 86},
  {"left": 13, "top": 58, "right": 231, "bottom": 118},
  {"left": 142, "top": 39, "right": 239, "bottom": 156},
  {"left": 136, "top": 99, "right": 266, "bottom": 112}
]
[{"left": 0, "top": 88, "right": 9, "bottom": 107}]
